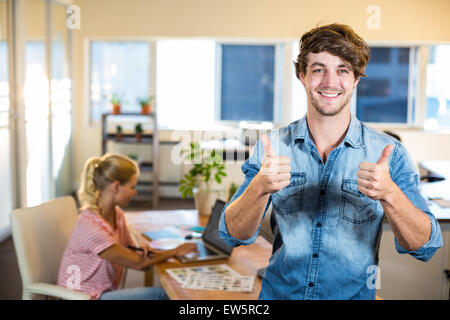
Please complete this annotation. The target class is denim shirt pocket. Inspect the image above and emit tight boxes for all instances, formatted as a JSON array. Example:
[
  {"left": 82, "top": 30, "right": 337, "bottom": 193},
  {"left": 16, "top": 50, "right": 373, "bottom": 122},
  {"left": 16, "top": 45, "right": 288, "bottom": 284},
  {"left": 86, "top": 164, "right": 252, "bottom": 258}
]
[
  {"left": 272, "top": 172, "right": 306, "bottom": 215},
  {"left": 340, "top": 179, "right": 377, "bottom": 224}
]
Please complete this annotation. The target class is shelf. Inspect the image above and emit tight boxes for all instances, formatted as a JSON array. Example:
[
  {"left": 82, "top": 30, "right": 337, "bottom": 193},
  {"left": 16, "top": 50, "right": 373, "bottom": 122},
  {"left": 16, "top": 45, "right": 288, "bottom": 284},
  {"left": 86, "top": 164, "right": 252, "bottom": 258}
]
[
  {"left": 103, "top": 112, "right": 156, "bottom": 117},
  {"left": 102, "top": 112, "right": 159, "bottom": 207},
  {"left": 106, "top": 134, "right": 154, "bottom": 144},
  {"left": 139, "top": 161, "right": 153, "bottom": 172}
]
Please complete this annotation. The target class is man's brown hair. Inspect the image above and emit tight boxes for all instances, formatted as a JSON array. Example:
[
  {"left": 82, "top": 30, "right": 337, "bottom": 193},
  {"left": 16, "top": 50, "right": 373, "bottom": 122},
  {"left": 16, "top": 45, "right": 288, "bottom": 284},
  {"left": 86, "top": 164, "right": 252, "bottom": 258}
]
[{"left": 294, "top": 23, "right": 371, "bottom": 80}]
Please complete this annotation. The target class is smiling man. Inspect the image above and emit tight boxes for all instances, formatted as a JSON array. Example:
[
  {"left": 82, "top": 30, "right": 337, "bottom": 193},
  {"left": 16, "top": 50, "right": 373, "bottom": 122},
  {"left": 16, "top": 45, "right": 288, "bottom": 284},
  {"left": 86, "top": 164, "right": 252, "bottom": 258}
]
[{"left": 219, "top": 23, "right": 443, "bottom": 300}]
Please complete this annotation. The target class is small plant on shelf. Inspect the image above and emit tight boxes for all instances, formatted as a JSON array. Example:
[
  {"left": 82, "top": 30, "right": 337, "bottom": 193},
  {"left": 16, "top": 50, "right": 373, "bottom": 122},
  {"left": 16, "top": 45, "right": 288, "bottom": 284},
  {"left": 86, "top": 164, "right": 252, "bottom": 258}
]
[
  {"left": 138, "top": 96, "right": 155, "bottom": 114},
  {"left": 116, "top": 125, "right": 123, "bottom": 141},
  {"left": 127, "top": 153, "right": 139, "bottom": 162},
  {"left": 110, "top": 94, "right": 122, "bottom": 114},
  {"left": 135, "top": 123, "right": 144, "bottom": 142}
]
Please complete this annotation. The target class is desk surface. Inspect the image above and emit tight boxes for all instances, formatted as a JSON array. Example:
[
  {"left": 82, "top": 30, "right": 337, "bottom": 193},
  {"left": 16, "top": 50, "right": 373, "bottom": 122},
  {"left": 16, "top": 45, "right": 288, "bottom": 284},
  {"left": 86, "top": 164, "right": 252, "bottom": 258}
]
[
  {"left": 419, "top": 161, "right": 450, "bottom": 222},
  {"left": 126, "top": 209, "right": 272, "bottom": 300}
]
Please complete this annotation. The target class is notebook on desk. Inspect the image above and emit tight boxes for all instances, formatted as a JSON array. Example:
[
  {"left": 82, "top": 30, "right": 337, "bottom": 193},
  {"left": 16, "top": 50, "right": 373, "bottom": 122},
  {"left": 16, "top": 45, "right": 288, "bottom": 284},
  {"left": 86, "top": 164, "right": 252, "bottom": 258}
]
[{"left": 178, "top": 200, "right": 233, "bottom": 263}]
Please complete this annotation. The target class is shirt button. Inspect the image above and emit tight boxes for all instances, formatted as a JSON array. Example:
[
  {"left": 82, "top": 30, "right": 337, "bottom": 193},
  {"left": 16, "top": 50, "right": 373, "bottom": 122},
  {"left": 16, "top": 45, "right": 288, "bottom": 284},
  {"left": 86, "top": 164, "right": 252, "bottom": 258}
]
[
  {"left": 316, "top": 222, "right": 322, "bottom": 228},
  {"left": 313, "top": 253, "right": 318, "bottom": 258},
  {"left": 320, "top": 189, "right": 326, "bottom": 196},
  {"left": 308, "top": 282, "right": 314, "bottom": 287}
]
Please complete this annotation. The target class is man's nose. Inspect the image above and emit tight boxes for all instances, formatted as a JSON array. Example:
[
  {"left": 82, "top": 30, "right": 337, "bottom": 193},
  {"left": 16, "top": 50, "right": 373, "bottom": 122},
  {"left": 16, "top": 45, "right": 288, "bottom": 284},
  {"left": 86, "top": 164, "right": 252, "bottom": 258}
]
[{"left": 320, "top": 71, "right": 340, "bottom": 90}]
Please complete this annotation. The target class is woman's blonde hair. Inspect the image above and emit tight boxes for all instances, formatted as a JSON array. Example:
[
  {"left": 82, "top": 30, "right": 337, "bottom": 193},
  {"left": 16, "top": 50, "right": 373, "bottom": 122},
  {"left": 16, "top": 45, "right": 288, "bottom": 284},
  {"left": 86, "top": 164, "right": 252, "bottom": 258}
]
[{"left": 77, "top": 153, "right": 139, "bottom": 210}]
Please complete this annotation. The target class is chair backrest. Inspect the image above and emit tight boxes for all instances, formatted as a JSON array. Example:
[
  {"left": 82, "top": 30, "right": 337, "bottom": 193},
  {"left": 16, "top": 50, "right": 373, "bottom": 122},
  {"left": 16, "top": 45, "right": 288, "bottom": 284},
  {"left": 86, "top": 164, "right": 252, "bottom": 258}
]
[{"left": 10, "top": 196, "right": 79, "bottom": 299}]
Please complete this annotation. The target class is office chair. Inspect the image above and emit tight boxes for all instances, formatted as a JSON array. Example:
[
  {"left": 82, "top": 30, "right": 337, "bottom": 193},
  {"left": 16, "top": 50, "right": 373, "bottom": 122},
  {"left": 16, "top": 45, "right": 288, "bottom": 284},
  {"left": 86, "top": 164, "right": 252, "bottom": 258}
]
[{"left": 10, "top": 196, "right": 91, "bottom": 300}]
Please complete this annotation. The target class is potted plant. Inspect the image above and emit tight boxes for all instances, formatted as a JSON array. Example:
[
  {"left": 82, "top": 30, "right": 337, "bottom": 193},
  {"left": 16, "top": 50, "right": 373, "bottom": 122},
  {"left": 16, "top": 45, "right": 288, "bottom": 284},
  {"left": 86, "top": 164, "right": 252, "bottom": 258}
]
[
  {"left": 111, "top": 94, "right": 122, "bottom": 114},
  {"left": 135, "top": 123, "right": 143, "bottom": 142},
  {"left": 179, "top": 142, "right": 227, "bottom": 216},
  {"left": 116, "top": 125, "right": 123, "bottom": 141},
  {"left": 138, "top": 96, "right": 155, "bottom": 115}
]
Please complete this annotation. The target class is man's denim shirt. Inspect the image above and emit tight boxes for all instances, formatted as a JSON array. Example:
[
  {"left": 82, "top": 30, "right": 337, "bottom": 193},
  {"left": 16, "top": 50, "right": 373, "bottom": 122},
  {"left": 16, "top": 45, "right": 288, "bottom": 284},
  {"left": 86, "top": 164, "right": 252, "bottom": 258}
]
[{"left": 219, "top": 115, "right": 443, "bottom": 300}]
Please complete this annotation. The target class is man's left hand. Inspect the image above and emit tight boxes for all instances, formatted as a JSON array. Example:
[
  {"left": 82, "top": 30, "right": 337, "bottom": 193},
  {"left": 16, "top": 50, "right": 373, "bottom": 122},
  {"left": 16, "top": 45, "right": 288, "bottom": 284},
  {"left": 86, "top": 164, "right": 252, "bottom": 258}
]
[{"left": 357, "top": 145, "right": 396, "bottom": 200}]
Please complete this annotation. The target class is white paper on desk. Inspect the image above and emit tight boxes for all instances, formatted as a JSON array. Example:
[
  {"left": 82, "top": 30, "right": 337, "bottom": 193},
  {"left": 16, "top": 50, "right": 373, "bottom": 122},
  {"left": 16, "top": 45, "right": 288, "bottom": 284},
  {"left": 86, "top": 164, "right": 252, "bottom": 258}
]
[
  {"left": 166, "top": 264, "right": 254, "bottom": 292},
  {"left": 166, "top": 264, "right": 240, "bottom": 285},
  {"left": 181, "top": 273, "right": 255, "bottom": 292},
  {"left": 166, "top": 267, "right": 191, "bottom": 284}
]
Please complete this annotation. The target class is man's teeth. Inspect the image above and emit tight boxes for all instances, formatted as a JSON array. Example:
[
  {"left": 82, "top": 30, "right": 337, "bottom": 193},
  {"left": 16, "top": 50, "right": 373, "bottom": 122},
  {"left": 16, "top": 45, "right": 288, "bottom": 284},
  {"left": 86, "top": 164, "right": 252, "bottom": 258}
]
[{"left": 319, "top": 92, "right": 340, "bottom": 98}]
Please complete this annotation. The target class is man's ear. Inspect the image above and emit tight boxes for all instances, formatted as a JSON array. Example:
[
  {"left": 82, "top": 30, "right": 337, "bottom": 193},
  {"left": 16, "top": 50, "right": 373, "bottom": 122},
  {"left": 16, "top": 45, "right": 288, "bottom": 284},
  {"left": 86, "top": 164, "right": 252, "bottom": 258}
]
[
  {"left": 299, "top": 71, "right": 307, "bottom": 86},
  {"left": 353, "top": 76, "right": 360, "bottom": 88}
]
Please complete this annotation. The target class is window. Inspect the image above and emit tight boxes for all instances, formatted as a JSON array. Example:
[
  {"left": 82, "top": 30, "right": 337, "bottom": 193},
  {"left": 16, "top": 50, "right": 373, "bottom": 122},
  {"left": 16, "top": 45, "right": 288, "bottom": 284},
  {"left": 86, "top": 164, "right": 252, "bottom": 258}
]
[
  {"left": 91, "top": 40, "right": 289, "bottom": 128},
  {"left": 0, "top": 5, "right": 13, "bottom": 232},
  {"left": 425, "top": 45, "right": 450, "bottom": 130},
  {"left": 156, "top": 40, "right": 215, "bottom": 129},
  {"left": 356, "top": 47, "right": 413, "bottom": 123},
  {"left": 219, "top": 44, "right": 276, "bottom": 122},
  {"left": 90, "top": 42, "right": 150, "bottom": 122}
]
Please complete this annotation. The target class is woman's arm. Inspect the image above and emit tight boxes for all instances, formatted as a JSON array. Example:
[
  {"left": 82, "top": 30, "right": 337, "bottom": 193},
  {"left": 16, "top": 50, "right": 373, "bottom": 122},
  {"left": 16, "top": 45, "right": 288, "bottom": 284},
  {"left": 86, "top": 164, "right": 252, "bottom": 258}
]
[{"left": 99, "top": 243, "right": 197, "bottom": 271}]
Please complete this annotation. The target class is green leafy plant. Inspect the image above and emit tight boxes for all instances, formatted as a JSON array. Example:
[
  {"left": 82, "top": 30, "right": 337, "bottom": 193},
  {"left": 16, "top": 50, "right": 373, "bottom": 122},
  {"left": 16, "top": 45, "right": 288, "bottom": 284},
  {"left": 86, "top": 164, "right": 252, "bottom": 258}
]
[
  {"left": 127, "top": 153, "right": 139, "bottom": 162},
  {"left": 137, "top": 96, "right": 155, "bottom": 106},
  {"left": 135, "top": 123, "right": 144, "bottom": 134},
  {"left": 116, "top": 125, "right": 123, "bottom": 133},
  {"left": 110, "top": 94, "right": 122, "bottom": 105},
  {"left": 179, "top": 142, "right": 227, "bottom": 199}
]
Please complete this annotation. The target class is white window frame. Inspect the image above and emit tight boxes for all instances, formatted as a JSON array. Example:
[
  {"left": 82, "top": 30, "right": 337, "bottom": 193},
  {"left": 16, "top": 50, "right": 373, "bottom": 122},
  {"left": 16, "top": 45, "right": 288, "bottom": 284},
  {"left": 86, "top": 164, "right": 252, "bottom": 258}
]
[
  {"left": 214, "top": 40, "right": 288, "bottom": 127},
  {"left": 352, "top": 43, "right": 418, "bottom": 129}
]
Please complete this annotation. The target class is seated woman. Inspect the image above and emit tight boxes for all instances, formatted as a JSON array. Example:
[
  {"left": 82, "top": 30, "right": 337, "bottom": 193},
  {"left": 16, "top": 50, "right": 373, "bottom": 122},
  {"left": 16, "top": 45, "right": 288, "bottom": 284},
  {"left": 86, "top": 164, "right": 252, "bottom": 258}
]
[{"left": 57, "top": 154, "right": 196, "bottom": 300}]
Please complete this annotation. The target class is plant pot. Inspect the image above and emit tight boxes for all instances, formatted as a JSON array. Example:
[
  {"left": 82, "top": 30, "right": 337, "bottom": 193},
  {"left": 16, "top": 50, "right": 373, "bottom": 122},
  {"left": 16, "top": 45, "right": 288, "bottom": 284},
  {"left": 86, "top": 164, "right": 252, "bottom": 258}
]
[
  {"left": 194, "top": 189, "right": 221, "bottom": 216},
  {"left": 135, "top": 133, "right": 142, "bottom": 142},
  {"left": 112, "top": 104, "right": 121, "bottom": 114},
  {"left": 141, "top": 104, "right": 151, "bottom": 114},
  {"left": 116, "top": 133, "right": 123, "bottom": 141}
]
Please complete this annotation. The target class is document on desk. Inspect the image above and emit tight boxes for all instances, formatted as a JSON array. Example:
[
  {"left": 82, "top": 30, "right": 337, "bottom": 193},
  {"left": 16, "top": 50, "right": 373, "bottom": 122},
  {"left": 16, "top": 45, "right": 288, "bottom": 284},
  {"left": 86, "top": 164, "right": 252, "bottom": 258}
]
[{"left": 166, "top": 264, "right": 255, "bottom": 292}]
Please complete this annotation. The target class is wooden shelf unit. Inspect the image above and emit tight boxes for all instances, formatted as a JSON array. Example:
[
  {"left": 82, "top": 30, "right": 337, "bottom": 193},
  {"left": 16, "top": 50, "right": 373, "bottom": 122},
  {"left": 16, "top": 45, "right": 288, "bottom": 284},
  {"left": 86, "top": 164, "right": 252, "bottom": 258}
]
[{"left": 101, "top": 112, "right": 159, "bottom": 207}]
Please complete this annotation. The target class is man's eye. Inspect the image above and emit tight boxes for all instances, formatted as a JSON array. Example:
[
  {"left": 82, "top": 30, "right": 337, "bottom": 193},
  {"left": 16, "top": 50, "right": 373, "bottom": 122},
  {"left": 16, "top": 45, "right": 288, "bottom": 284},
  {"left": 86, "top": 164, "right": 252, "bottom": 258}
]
[
  {"left": 313, "top": 69, "right": 323, "bottom": 73},
  {"left": 339, "top": 69, "right": 349, "bottom": 74}
]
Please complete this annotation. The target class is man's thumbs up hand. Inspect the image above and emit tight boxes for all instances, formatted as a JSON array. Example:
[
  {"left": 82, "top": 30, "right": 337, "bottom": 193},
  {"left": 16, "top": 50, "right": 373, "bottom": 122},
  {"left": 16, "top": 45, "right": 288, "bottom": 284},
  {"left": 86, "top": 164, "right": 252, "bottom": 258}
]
[
  {"left": 261, "top": 134, "right": 274, "bottom": 158},
  {"left": 357, "top": 145, "right": 396, "bottom": 200},
  {"left": 255, "top": 135, "right": 291, "bottom": 195},
  {"left": 376, "top": 145, "right": 394, "bottom": 165}
]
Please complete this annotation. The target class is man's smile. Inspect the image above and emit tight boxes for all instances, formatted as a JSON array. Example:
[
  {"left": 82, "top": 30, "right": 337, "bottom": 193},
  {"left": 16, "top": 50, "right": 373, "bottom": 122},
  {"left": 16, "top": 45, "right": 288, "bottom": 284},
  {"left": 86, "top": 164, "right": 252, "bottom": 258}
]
[{"left": 317, "top": 91, "right": 342, "bottom": 100}]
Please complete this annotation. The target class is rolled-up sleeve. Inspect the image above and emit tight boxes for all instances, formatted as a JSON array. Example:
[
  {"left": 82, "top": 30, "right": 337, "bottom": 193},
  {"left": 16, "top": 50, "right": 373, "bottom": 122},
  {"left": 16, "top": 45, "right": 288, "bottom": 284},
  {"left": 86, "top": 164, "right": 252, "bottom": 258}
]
[
  {"left": 390, "top": 142, "right": 443, "bottom": 262},
  {"left": 219, "top": 139, "right": 269, "bottom": 248},
  {"left": 394, "top": 211, "right": 442, "bottom": 262}
]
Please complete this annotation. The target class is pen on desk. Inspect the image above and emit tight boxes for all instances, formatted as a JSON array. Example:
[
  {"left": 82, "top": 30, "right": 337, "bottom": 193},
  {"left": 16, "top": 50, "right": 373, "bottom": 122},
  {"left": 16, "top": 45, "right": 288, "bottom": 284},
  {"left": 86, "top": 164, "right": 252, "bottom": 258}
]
[
  {"left": 127, "top": 245, "right": 155, "bottom": 258},
  {"left": 127, "top": 245, "right": 144, "bottom": 253}
]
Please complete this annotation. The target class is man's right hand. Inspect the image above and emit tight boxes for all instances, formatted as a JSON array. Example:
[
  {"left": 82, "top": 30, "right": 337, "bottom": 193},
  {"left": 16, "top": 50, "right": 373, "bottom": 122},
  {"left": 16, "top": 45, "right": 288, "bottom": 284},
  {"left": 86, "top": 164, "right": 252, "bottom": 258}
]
[{"left": 255, "top": 135, "right": 291, "bottom": 195}]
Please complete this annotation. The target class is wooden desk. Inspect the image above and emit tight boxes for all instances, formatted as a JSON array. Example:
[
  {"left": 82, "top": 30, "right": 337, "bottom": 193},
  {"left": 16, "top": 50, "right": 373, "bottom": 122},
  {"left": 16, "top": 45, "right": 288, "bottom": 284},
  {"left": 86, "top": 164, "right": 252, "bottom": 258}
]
[
  {"left": 419, "top": 161, "right": 450, "bottom": 222},
  {"left": 125, "top": 209, "right": 272, "bottom": 300}
]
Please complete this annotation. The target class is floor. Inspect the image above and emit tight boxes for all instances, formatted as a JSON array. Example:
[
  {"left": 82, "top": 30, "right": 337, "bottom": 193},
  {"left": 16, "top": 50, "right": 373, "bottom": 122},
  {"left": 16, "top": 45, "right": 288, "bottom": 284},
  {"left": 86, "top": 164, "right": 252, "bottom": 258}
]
[{"left": 0, "top": 197, "right": 195, "bottom": 300}]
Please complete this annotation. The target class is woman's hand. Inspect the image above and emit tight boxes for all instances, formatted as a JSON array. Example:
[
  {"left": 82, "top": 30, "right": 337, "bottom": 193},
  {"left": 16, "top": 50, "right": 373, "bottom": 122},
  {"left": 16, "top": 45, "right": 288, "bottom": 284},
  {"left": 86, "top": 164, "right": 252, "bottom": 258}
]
[{"left": 174, "top": 243, "right": 198, "bottom": 258}]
